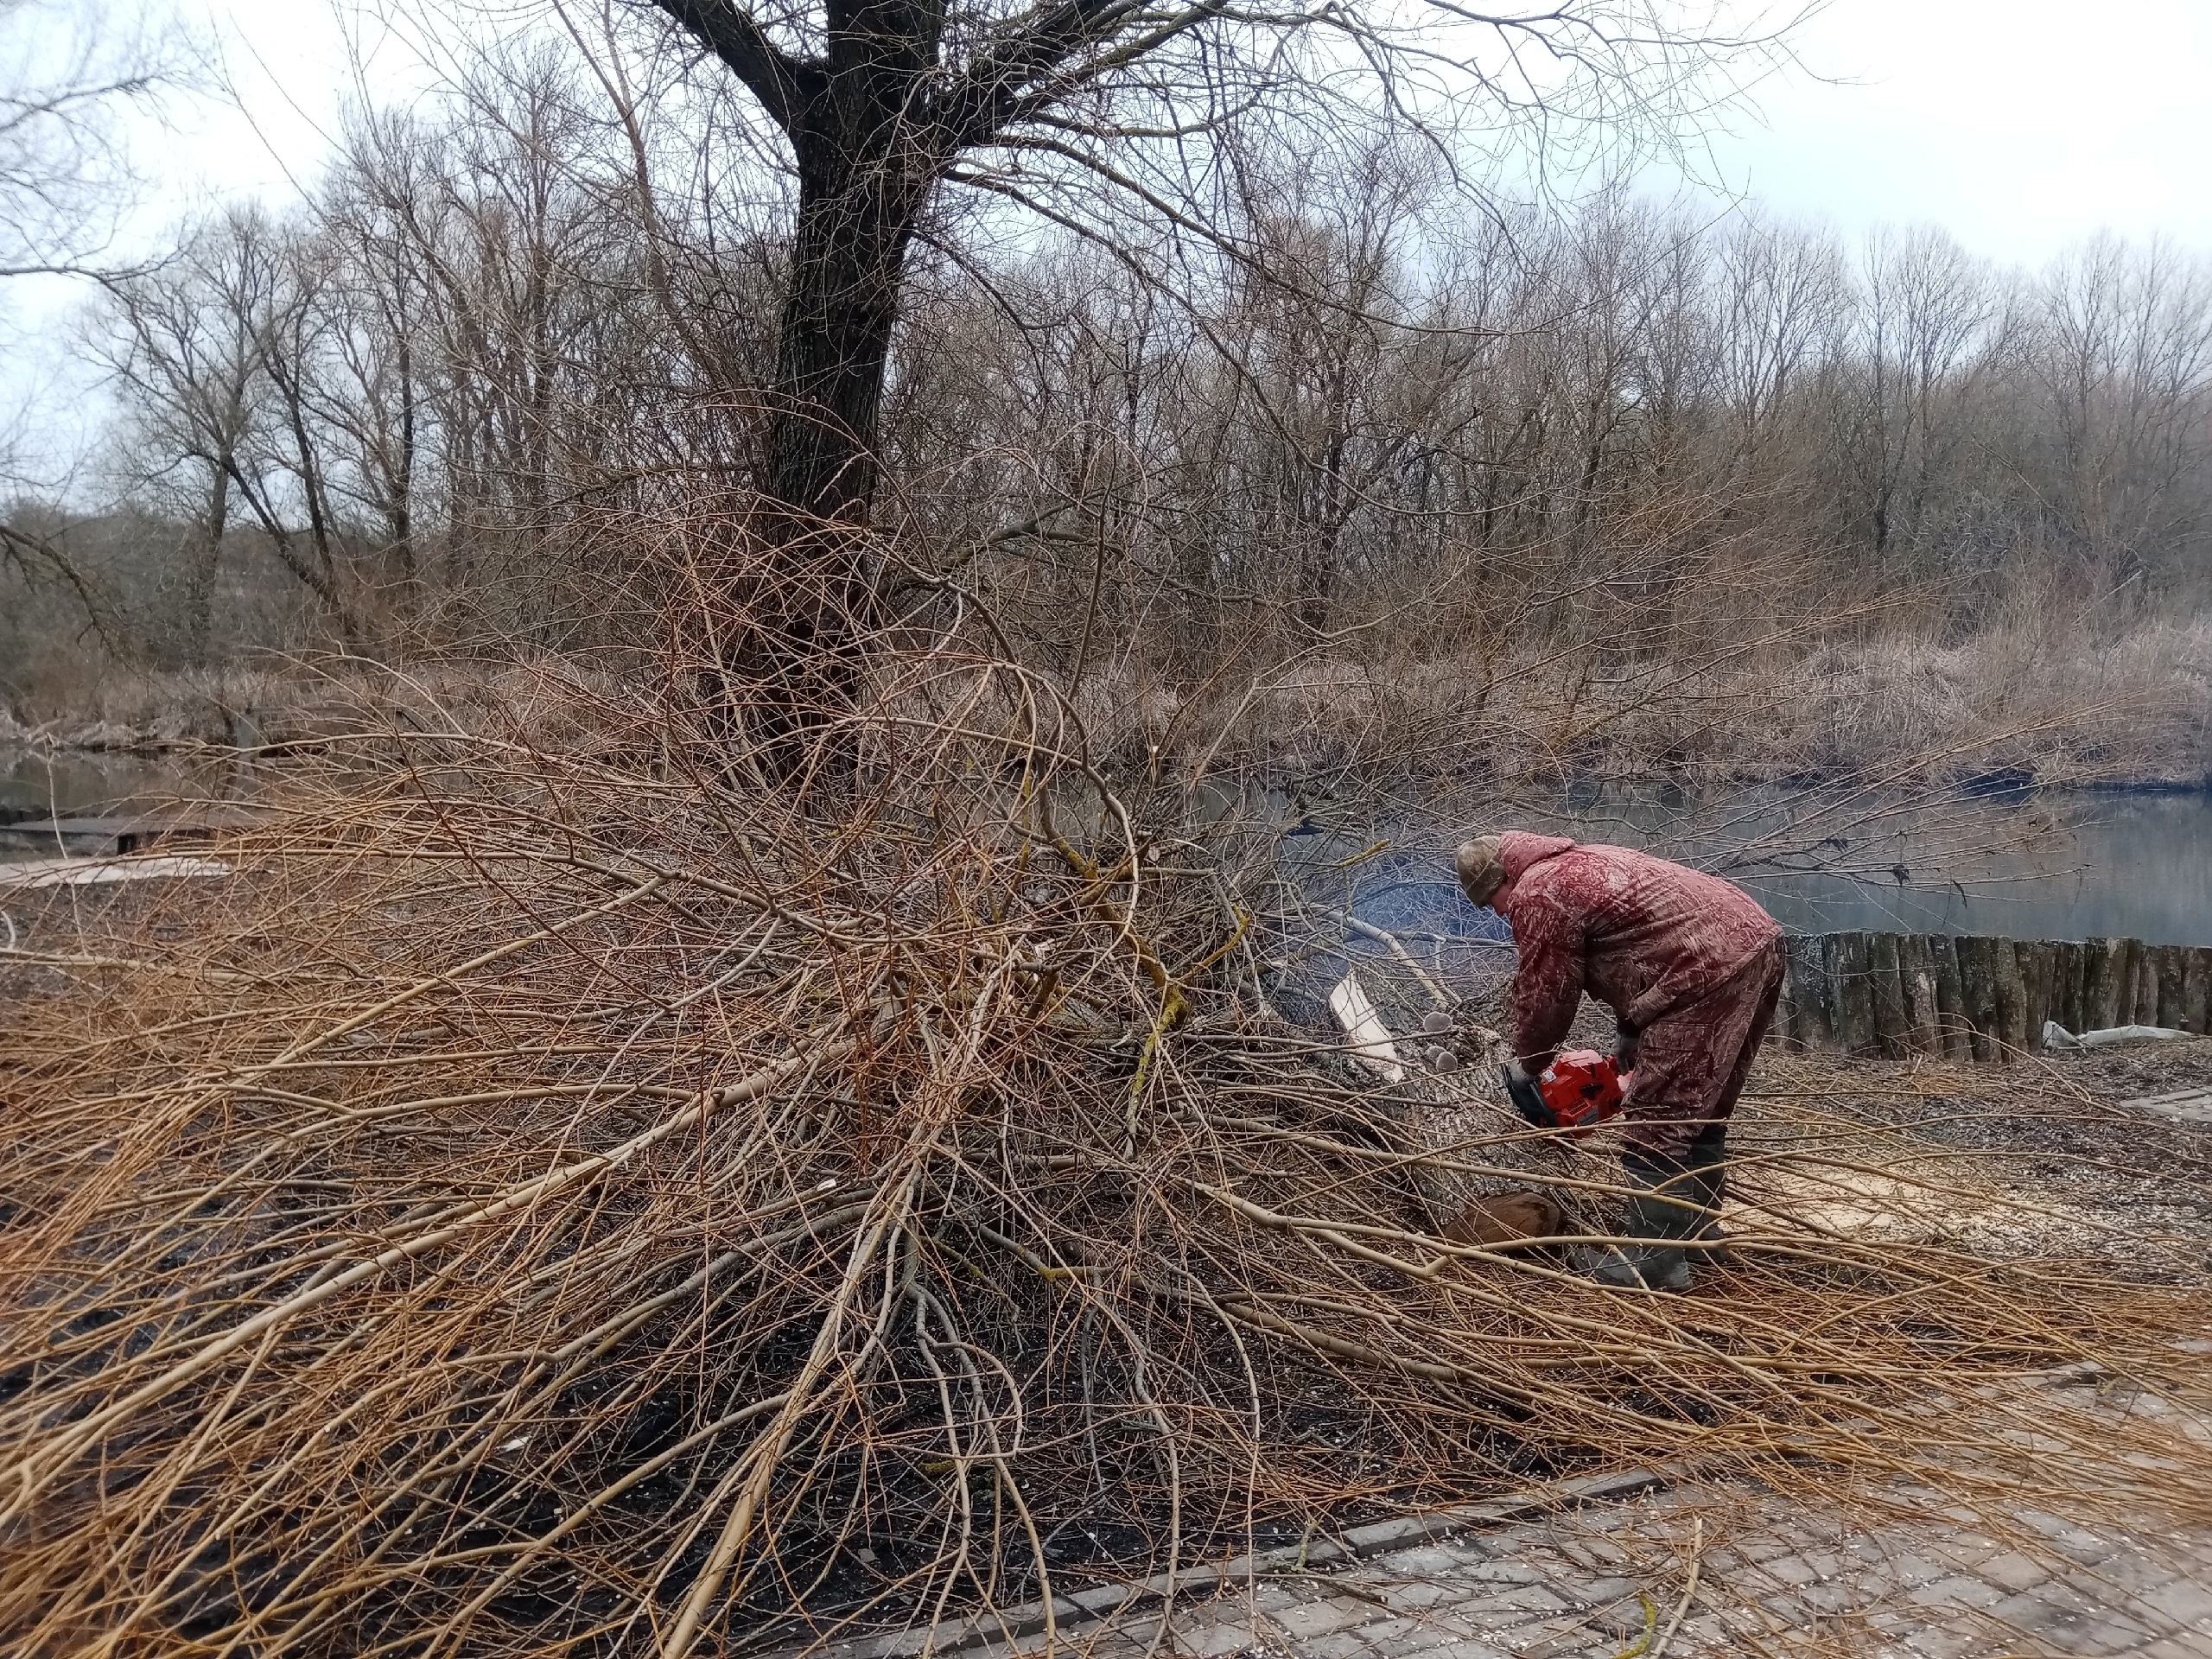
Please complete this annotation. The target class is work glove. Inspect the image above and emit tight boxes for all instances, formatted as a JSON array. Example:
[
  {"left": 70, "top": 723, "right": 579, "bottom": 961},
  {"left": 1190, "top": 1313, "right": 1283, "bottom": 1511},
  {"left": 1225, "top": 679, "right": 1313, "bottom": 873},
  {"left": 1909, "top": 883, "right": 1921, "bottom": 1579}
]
[
  {"left": 1611, "top": 1023, "right": 1640, "bottom": 1071},
  {"left": 1502, "top": 1061, "right": 1559, "bottom": 1130}
]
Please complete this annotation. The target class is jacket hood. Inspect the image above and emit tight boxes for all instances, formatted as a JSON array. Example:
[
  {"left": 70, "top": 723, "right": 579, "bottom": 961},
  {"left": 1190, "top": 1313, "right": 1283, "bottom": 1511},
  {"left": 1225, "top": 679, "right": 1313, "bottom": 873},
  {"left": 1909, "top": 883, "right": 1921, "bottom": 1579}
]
[{"left": 1497, "top": 831, "right": 1576, "bottom": 899}]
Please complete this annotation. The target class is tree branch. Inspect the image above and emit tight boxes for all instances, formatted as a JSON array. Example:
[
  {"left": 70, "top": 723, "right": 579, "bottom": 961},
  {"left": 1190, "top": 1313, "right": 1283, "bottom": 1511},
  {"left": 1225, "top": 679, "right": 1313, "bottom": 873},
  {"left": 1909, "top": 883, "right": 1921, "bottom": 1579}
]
[
  {"left": 0, "top": 518, "right": 113, "bottom": 643},
  {"left": 648, "top": 0, "right": 823, "bottom": 135},
  {"left": 931, "top": 0, "right": 1197, "bottom": 152}
]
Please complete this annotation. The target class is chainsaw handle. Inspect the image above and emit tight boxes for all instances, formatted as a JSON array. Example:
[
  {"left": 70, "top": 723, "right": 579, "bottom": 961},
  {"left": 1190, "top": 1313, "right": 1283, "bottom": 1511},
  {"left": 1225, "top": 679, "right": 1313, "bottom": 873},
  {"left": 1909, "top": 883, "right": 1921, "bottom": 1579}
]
[{"left": 1502, "top": 1063, "right": 1559, "bottom": 1130}]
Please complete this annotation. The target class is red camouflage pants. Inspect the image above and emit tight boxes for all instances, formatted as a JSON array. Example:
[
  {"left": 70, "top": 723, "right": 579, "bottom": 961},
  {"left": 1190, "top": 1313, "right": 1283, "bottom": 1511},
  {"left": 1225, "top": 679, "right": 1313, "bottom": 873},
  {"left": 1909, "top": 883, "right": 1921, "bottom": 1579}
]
[{"left": 1619, "top": 936, "right": 1785, "bottom": 1165}]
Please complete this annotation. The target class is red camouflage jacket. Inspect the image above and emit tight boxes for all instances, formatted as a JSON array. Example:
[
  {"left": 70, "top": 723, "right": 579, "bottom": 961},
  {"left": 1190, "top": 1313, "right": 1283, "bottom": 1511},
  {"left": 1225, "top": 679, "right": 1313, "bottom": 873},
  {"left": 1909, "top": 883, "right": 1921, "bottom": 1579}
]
[{"left": 1495, "top": 832, "right": 1781, "bottom": 1069}]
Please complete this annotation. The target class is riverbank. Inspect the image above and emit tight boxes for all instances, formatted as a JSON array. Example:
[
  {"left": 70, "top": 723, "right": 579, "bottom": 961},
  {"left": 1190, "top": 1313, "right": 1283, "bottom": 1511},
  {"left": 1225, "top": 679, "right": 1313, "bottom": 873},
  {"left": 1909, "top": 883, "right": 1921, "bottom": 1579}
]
[
  {"left": 6, "top": 613, "right": 2210, "bottom": 796},
  {"left": 1148, "top": 613, "right": 2212, "bottom": 794}
]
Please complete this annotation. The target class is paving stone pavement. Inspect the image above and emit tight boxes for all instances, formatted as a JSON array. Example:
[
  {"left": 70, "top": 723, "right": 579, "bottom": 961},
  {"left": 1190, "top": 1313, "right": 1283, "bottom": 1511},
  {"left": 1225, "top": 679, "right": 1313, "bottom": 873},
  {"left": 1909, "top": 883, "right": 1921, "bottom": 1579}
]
[
  {"left": 940, "top": 1369, "right": 2212, "bottom": 1659},
  {"left": 787, "top": 1073, "right": 2212, "bottom": 1659},
  {"left": 1063, "top": 1479, "right": 2212, "bottom": 1659}
]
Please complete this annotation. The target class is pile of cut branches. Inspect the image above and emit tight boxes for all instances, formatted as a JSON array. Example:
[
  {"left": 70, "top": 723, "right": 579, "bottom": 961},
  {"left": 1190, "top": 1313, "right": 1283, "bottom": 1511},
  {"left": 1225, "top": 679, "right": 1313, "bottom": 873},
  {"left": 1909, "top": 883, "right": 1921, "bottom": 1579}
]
[{"left": 3, "top": 599, "right": 2209, "bottom": 1657}]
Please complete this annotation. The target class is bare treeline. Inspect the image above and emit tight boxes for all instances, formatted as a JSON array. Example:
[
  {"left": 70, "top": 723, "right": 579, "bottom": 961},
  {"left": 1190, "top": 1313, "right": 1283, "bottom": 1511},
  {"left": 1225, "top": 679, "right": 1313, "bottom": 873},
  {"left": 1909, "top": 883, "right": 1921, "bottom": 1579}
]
[{"left": 6, "top": 48, "right": 2209, "bottom": 706}]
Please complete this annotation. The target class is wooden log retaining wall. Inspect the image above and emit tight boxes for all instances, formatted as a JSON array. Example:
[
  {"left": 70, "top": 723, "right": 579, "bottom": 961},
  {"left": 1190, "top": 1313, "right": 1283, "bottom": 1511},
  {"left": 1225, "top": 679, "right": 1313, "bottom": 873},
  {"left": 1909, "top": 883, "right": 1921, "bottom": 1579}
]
[{"left": 1777, "top": 933, "right": 2212, "bottom": 1058}]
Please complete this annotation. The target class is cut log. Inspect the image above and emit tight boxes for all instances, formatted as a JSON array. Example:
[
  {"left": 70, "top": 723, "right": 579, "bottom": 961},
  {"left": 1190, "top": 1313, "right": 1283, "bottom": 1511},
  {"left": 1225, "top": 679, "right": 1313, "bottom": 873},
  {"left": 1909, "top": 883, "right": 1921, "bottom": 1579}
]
[
  {"left": 2184, "top": 948, "right": 2212, "bottom": 1036},
  {"left": 1772, "top": 980, "right": 1798, "bottom": 1046},
  {"left": 1898, "top": 934, "right": 1943, "bottom": 1055},
  {"left": 1929, "top": 934, "right": 1971, "bottom": 1060},
  {"left": 1329, "top": 972, "right": 1404, "bottom": 1083},
  {"left": 2116, "top": 938, "right": 2147, "bottom": 1027},
  {"left": 1773, "top": 941, "right": 1802, "bottom": 1047},
  {"left": 2053, "top": 940, "right": 2085, "bottom": 1037},
  {"left": 1784, "top": 934, "right": 1833, "bottom": 1049},
  {"left": 1827, "top": 931, "right": 1876, "bottom": 1056},
  {"left": 2061, "top": 942, "right": 2096, "bottom": 1035},
  {"left": 2018, "top": 942, "right": 2055, "bottom": 1047},
  {"left": 1955, "top": 936, "right": 1997, "bottom": 1061},
  {"left": 1991, "top": 938, "right": 2028, "bottom": 1058},
  {"left": 2131, "top": 940, "right": 2161, "bottom": 1027},
  {"left": 2082, "top": 938, "right": 2124, "bottom": 1032},
  {"left": 1869, "top": 933, "right": 1910, "bottom": 1058},
  {"left": 1441, "top": 1191, "right": 1563, "bottom": 1248},
  {"left": 2152, "top": 944, "right": 2188, "bottom": 1031}
]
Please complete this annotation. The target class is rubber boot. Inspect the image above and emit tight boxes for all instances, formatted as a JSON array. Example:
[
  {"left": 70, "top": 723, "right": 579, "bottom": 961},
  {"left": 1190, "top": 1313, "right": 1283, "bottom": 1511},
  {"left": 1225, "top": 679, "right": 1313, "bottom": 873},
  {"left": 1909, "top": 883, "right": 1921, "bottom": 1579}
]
[
  {"left": 1585, "top": 1160, "right": 1703, "bottom": 1291},
  {"left": 1681, "top": 1125, "right": 1732, "bottom": 1262}
]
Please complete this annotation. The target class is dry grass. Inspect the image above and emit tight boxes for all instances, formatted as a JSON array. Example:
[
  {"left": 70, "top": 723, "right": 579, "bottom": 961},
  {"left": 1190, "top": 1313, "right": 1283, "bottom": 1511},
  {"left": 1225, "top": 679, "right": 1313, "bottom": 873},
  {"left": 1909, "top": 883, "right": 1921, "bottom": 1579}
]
[
  {"left": 0, "top": 654, "right": 638, "bottom": 758},
  {"left": 1071, "top": 612, "right": 2212, "bottom": 793},
  {"left": 2, "top": 568, "right": 2209, "bottom": 1657},
  {"left": 10, "top": 583, "right": 2211, "bottom": 799}
]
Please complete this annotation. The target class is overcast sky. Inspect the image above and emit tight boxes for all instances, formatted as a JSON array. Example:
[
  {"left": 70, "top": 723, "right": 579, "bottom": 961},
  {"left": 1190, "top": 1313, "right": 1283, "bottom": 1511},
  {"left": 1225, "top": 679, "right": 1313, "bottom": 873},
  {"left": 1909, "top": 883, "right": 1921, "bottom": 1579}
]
[
  {"left": 1697, "top": 0, "right": 2212, "bottom": 259},
  {"left": 168, "top": 0, "right": 2212, "bottom": 262},
  {"left": 6, "top": 0, "right": 2210, "bottom": 482},
  {"left": 68, "top": 0, "right": 2212, "bottom": 266}
]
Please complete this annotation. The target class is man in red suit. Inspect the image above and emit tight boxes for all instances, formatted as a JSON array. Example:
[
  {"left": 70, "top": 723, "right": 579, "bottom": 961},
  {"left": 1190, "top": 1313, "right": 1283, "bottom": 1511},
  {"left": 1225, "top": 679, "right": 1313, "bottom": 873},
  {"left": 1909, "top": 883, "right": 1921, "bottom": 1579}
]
[{"left": 1457, "top": 832, "right": 1785, "bottom": 1290}]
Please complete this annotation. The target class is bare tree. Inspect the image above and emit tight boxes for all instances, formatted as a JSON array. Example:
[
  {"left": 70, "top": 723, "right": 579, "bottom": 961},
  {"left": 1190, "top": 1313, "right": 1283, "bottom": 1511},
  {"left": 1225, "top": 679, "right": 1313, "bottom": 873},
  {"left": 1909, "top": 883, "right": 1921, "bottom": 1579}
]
[
  {"left": 617, "top": 0, "right": 1805, "bottom": 760},
  {"left": 0, "top": 0, "right": 186, "bottom": 277},
  {"left": 1, "top": 0, "right": 190, "bottom": 612},
  {"left": 49, "top": 11, "right": 2209, "bottom": 690},
  {"left": 308, "top": 127, "right": 437, "bottom": 616},
  {"left": 1713, "top": 210, "right": 1845, "bottom": 463},
  {"left": 91, "top": 207, "right": 365, "bottom": 657},
  {"left": 2035, "top": 233, "right": 2212, "bottom": 590},
  {"left": 1850, "top": 224, "right": 2002, "bottom": 567},
  {"left": 90, "top": 213, "right": 268, "bottom": 661}
]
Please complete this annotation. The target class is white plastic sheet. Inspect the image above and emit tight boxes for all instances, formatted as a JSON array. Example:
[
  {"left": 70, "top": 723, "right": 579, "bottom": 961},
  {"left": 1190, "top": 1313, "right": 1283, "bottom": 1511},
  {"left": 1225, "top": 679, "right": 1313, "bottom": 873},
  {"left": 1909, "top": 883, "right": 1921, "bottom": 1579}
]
[
  {"left": 1328, "top": 970, "right": 1404, "bottom": 1083},
  {"left": 2043, "top": 1019, "right": 2190, "bottom": 1050}
]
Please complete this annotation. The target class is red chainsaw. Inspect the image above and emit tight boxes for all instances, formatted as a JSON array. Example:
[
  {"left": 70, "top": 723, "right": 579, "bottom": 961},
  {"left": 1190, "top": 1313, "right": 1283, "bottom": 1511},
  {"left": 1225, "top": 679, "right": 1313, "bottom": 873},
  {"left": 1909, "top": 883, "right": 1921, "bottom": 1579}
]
[{"left": 1504, "top": 1049, "right": 1628, "bottom": 1139}]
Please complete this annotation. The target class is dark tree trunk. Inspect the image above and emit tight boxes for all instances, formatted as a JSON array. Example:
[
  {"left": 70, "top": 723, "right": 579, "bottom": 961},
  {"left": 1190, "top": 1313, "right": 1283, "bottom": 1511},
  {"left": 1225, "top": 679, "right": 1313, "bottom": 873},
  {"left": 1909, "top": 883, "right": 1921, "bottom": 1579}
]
[
  {"left": 664, "top": 0, "right": 947, "bottom": 775},
  {"left": 392, "top": 310, "right": 418, "bottom": 613},
  {"left": 191, "top": 448, "right": 234, "bottom": 669},
  {"left": 741, "top": 172, "right": 921, "bottom": 772},
  {"left": 767, "top": 154, "right": 919, "bottom": 526}
]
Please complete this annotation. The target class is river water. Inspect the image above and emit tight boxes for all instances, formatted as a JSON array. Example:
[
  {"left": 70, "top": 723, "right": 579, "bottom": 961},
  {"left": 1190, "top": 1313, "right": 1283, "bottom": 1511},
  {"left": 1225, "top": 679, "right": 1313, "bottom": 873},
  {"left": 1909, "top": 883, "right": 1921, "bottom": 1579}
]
[
  {"left": 7, "top": 747, "right": 2212, "bottom": 946},
  {"left": 1273, "top": 781, "right": 2212, "bottom": 949},
  {"left": 1538, "top": 784, "right": 2212, "bottom": 946},
  {"left": 0, "top": 750, "right": 242, "bottom": 824}
]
